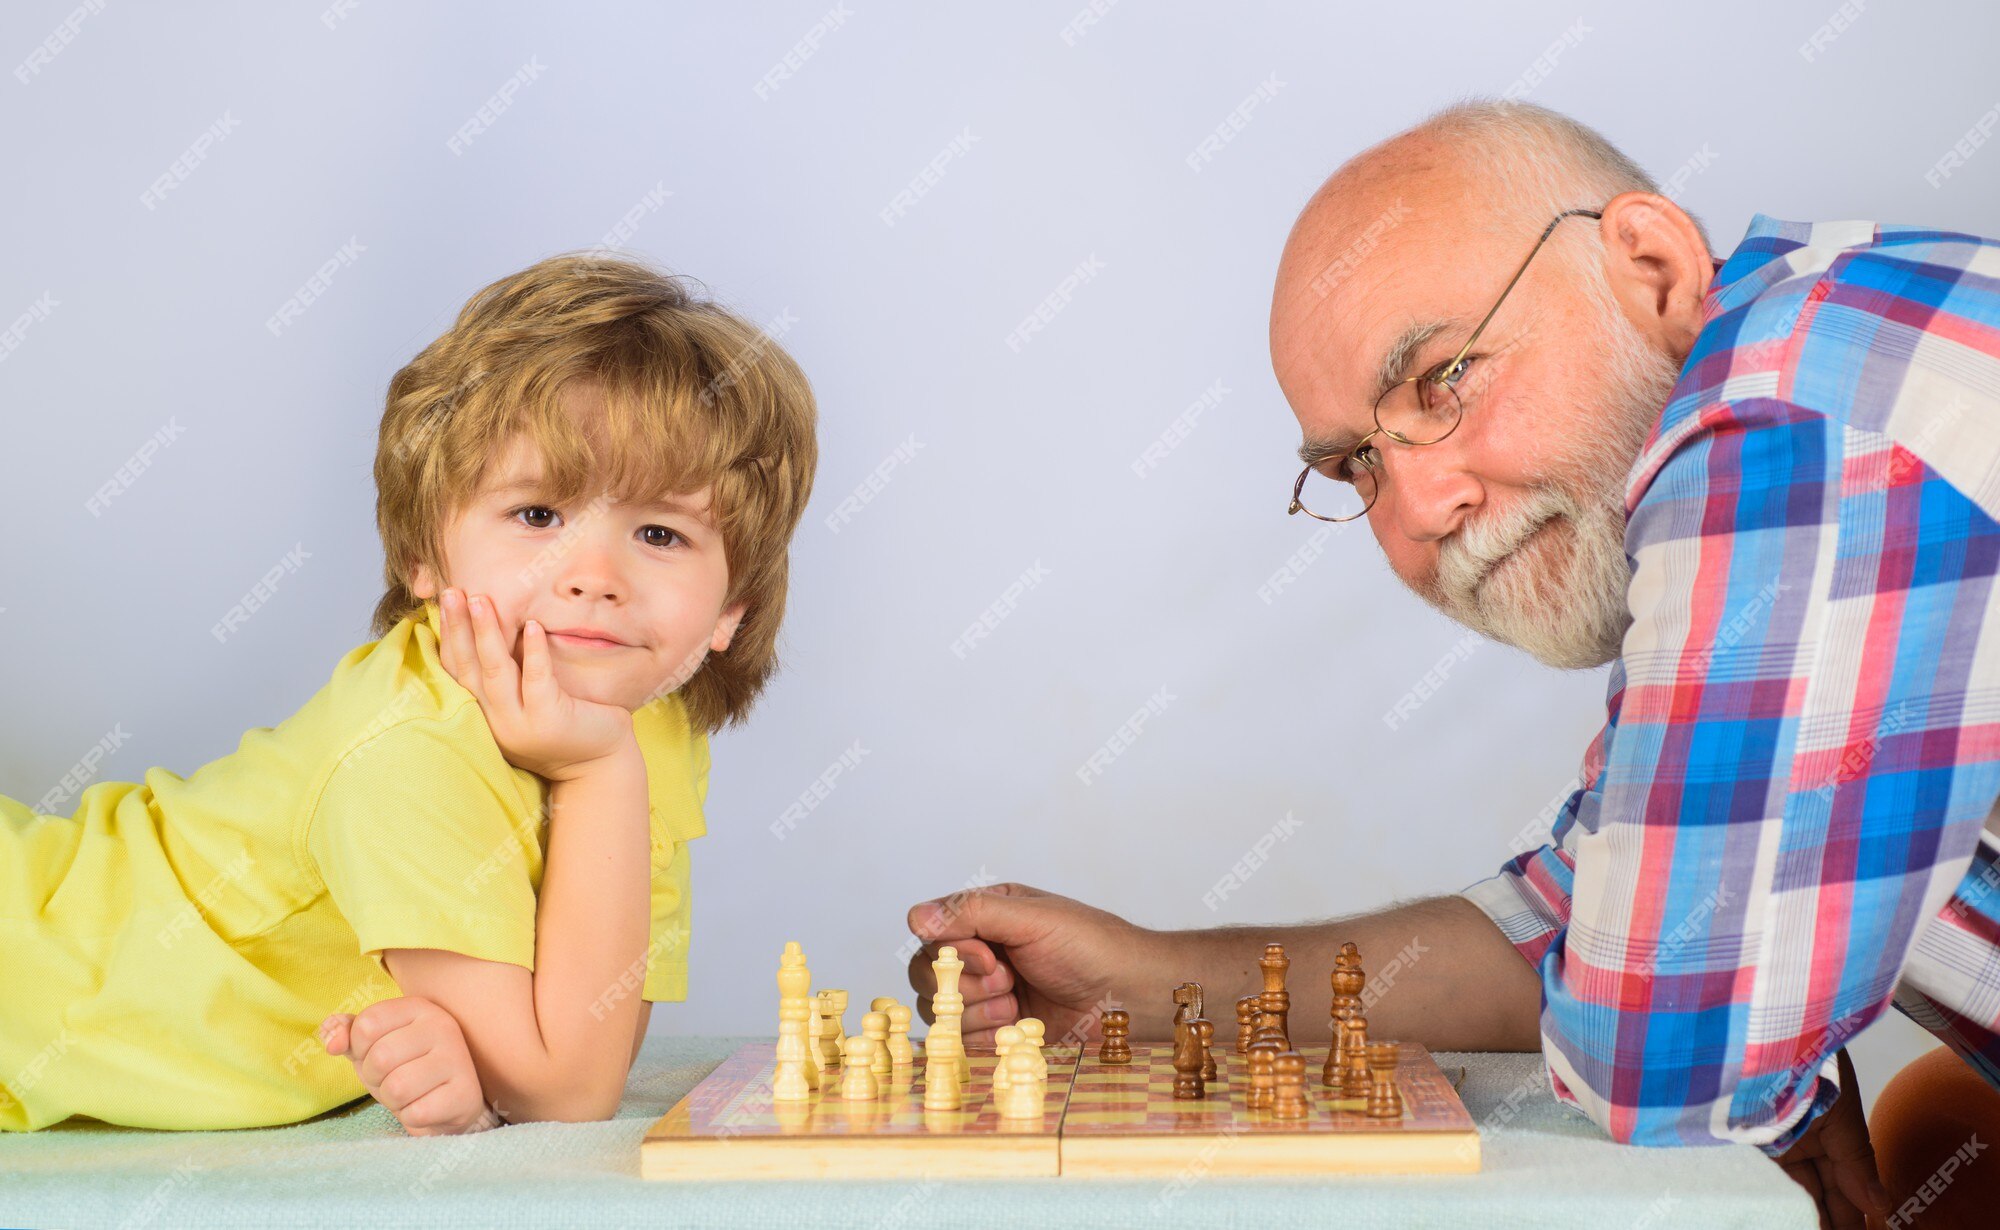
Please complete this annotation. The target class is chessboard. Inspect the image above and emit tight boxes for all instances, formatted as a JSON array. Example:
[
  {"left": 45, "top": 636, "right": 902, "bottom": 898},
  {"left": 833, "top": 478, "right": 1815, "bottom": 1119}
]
[{"left": 641, "top": 1039, "right": 1477, "bottom": 1180}]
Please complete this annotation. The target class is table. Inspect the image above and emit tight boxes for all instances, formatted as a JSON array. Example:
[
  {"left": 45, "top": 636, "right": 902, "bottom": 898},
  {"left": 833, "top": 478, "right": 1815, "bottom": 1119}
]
[{"left": 0, "top": 1034, "right": 1820, "bottom": 1229}]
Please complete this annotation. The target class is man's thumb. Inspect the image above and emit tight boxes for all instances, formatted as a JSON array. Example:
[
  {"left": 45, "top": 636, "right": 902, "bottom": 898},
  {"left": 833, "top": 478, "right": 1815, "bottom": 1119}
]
[{"left": 909, "top": 885, "right": 1036, "bottom": 944}]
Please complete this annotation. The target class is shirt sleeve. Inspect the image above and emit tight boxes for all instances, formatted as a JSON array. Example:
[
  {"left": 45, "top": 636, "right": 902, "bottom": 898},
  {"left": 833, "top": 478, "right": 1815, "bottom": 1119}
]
[
  {"left": 641, "top": 715, "right": 710, "bottom": 1002},
  {"left": 1464, "top": 394, "right": 2000, "bottom": 1154},
  {"left": 304, "top": 713, "right": 540, "bottom": 983}
]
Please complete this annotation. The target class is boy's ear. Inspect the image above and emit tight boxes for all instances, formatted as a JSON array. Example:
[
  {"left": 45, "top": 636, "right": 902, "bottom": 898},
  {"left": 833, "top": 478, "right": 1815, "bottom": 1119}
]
[
  {"left": 710, "top": 601, "right": 748, "bottom": 653},
  {"left": 410, "top": 561, "right": 436, "bottom": 600}
]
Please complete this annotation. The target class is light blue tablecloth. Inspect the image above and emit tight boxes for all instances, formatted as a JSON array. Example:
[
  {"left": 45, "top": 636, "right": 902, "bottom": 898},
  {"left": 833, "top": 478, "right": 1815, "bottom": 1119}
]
[{"left": 0, "top": 1034, "right": 1819, "bottom": 1229}]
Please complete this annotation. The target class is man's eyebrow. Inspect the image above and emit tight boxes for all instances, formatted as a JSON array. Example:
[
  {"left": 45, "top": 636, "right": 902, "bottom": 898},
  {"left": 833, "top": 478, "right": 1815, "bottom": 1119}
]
[{"left": 1295, "top": 318, "right": 1456, "bottom": 468}]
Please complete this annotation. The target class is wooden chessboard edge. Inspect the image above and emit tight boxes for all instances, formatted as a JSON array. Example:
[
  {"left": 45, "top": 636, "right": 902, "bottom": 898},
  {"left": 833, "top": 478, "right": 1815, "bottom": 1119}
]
[
  {"left": 1058, "top": 1127, "right": 1483, "bottom": 1177},
  {"left": 639, "top": 1132, "right": 1061, "bottom": 1180}
]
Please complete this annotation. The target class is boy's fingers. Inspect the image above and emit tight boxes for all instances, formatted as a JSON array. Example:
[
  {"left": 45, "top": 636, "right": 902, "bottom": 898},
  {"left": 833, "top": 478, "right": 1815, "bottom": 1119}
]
[
  {"left": 317, "top": 1013, "right": 353, "bottom": 1056},
  {"left": 346, "top": 997, "right": 431, "bottom": 1064},
  {"left": 518, "top": 619, "right": 556, "bottom": 711},
  {"left": 358, "top": 1022, "right": 439, "bottom": 1090},
  {"left": 375, "top": 1050, "right": 456, "bottom": 1117},
  {"left": 468, "top": 595, "right": 518, "bottom": 699},
  {"left": 441, "top": 590, "right": 482, "bottom": 699}
]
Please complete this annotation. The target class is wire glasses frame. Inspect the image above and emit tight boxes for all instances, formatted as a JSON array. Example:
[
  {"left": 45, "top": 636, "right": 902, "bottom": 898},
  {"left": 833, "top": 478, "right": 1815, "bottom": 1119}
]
[{"left": 1287, "top": 206, "right": 1605, "bottom": 523}]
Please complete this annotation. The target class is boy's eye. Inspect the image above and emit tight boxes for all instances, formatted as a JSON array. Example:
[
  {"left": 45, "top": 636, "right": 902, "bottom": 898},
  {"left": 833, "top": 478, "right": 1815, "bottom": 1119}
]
[
  {"left": 512, "top": 505, "right": 685, "bottom": 551},
  {"left": 514, "top": 506, "right": 560, "bottom": 529},
  {"left": 641, "top": 525, "right": 685, "bottom": 549}
]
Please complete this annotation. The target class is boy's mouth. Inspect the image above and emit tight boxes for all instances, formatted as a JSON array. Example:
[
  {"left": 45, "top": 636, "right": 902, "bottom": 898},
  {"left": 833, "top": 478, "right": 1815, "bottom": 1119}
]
[{"left": 544, "top": 626, "right": 631, "bottom": 650}]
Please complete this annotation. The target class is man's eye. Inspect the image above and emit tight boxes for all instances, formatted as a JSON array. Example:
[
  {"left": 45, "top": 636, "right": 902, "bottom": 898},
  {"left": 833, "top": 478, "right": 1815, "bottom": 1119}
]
[
  {"left": 513, "top": 506, "right": 561, "bottom": 529},
  {"left": 641, "top": 525, "right": 684, "bottom": 549},
  {"left": 1338, "top": 446, "right": 1377, "bottom": 481}
]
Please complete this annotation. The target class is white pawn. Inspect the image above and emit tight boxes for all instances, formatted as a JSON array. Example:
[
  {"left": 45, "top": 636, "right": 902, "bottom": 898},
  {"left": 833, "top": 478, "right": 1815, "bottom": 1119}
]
[
  {"left": 922, "top": 1051, "right": 961, "bottom": 1110},
  {"left": 863, "top": 1010, "right": 892, "bottom": 1079},
  {"left": 819, "top": 990, "right": 849, "bottom": 1068},
  {"left": 1017, "top": 1017, "right": 1049, "bottom": 1080},
  {"left": 996, "top": 1049, "right": 1044, "bottom": 1120},
  {"left": 840, "top": 1034, "right": 879, "bottom": 1100},
  {"left": 885, "top": 1003, "right": 915, "bottom": 1066},
  {"left": 773, "top": 1017, "right": 813, "bottom": 1102},
  {"left": 992, "top": 1025, "right": 1024, "bottom": 1092}
]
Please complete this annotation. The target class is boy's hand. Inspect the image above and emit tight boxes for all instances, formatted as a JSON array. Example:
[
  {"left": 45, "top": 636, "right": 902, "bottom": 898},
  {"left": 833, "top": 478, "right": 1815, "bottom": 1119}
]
[
  {"left": 438, "top": 587, "right": 636, "bottom": 782},
  {"left": 319, "top": 996, "right": 500, "bottom": 1136}
]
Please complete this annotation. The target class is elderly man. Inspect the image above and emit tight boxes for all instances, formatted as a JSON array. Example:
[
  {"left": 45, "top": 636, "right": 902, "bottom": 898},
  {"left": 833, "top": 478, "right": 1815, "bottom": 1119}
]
[{"left": 906, "top": 100, "right": 2000, "bottom": 1227}]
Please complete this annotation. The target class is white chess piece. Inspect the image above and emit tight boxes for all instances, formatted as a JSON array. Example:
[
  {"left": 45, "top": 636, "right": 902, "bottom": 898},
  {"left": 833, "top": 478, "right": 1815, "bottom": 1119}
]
[
  {"left": 863, "top": 1010, "right": 892, "bottom": 1079},
  {"left": 839, "top": 1034, "right": 879, "bottom": 1100},
  {"left": 773, "top": 1017, "right": 813, "bottom": 1102},
  {"left": 930, "top": 947, "right": 970, "bottom": 1084},
  {"left": 992, "top": 1025, "right": 1024, "bottom": 1092},
  {"left": 922, "top": 1051, "right": 960, "bottom": 1110},
  {"left": 885, "top": 1003, "right": 915, "bottom": 1066},
  {"left": 1018, "top": 1017, "right": 1048, "bottom": 1080},
  {"left": 996, "top": 1049, "right": 1044, "bottom": 1120},
  {"left": 775, "top": 942, "right": 819, "bottom": 1095}
]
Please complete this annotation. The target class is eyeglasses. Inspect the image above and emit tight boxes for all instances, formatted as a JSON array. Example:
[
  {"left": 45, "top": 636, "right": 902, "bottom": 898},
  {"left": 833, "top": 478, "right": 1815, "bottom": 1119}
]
[{"left": 1287, "top": 207, "right": 1604, "bottom": 523}]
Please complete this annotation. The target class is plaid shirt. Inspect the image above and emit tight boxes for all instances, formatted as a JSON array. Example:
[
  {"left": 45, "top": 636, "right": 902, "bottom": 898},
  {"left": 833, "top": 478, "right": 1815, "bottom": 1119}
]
[{"left": 1460, "top": 213, "right": 2000, "bottom": 1155}]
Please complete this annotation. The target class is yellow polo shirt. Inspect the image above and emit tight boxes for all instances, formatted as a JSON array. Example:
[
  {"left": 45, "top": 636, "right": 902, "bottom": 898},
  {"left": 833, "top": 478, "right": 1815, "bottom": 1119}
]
[{"left": 0, "top": 598, "right": 707, "bottom": 1131}]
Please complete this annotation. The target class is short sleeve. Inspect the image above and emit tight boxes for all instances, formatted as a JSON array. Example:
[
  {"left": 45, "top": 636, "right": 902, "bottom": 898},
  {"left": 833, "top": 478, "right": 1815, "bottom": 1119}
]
[
  {"left": 304, "top": 714, "right": 541, "bottom": 982},
  {"left": 640, "top": 708, "right": 709, "bottom": 1002}
]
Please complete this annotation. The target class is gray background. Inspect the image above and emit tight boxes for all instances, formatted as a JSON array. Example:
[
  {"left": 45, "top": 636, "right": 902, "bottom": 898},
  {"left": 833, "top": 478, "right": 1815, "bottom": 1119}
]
[{"left": 5, "top": 1, "right": 1995, "bottom": 1122}]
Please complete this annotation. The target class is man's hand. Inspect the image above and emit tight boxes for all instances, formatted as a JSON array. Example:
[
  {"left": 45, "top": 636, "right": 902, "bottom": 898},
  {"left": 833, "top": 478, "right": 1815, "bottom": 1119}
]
[
  {"left": 438, "top": 587, "right": 635, "bottom": 783},
  {"left": 1773, "top": 1047, "right": 1892, "bottom": 1230},
  {"left": 319, "top": 996, "right": 500, "bottom": 1136},
  {"left": 905, "top": 882, "right": 1156, "bottom": 1047}
]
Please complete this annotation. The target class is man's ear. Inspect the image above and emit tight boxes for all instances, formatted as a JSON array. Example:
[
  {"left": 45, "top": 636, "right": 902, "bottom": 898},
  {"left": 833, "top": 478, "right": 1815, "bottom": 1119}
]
[
  {"left": 1595, "top": 190, "right": 1714, "bottom": 359},
  {"left": 710, "top": 601, "right": 748, "bottom": 653}
]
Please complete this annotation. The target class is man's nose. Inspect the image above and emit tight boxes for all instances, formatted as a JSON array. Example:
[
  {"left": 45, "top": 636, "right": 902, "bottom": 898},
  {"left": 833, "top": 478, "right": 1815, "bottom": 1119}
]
[{"left": 1378, "top": 441, "right": 1482, "bottom": 543}]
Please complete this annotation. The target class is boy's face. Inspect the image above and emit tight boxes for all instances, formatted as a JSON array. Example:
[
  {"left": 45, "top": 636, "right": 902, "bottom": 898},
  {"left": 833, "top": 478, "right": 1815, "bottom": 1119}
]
[{"left": 410, "top": 433, "right": 746, "bottom": 713}]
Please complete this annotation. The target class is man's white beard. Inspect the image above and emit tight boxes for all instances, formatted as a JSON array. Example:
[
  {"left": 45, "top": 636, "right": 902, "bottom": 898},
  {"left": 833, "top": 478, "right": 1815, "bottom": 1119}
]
[{"left": 1412, "top": 282, "right": 1685, "bottom": 670}]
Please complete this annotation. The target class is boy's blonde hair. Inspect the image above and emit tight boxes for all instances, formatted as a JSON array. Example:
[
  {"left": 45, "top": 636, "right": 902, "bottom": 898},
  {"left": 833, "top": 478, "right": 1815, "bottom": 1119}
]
[{"left": 370, "top": 252, "right": 817, "bottom": 733}]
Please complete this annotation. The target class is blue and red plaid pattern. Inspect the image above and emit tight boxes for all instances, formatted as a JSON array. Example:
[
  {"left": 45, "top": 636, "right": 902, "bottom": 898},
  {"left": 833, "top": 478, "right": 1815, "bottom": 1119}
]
[{"left": 1460, "top": 213, "right": 2000, "bottom": 1154}]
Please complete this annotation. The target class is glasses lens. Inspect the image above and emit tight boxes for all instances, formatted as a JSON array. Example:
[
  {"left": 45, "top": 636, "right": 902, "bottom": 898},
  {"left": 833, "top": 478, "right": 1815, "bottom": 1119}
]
[
  {"left": 1293, "top": 453, "right": 1377, "bottom": 521},
  {"left": 1374, "top": 375, "right": 1463, "bottom": 446}
]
